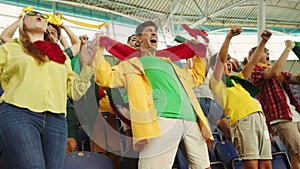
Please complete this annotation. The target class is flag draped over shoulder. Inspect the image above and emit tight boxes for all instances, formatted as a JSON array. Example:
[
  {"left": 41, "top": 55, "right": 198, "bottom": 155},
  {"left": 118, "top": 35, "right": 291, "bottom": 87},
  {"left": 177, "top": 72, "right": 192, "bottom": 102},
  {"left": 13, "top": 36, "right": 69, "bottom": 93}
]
[
  {"left": 223, "top": 75, "right": 260, "bottom": 98},
  {"left": 99, "top": 36, "right": 207, "bottom": 61}
]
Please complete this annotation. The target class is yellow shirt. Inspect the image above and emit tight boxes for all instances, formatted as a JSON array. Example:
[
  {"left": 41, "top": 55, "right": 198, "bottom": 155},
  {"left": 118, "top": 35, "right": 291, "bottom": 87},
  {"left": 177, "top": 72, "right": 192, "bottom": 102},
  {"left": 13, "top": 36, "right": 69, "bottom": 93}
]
[
  {"left": 95, "top": 47, "right": 213, "bottom": 148},
  {"left": 98, "top": 92, "right": 115, "bottom": 114},
  {"left": 0, "top": 39, "right": 94, "bottom": 114},
  {"left": 209, "top": 73, "right": 262, "bottom": 125}
]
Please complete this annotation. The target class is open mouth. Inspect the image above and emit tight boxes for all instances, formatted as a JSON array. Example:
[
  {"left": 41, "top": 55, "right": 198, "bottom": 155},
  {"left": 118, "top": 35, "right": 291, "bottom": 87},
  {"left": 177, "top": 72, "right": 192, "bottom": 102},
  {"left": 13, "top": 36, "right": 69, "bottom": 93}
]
[
  {"left": 227, "top": 63, "right": 232, "bottom": 72},
  {"left": 150, "top": 38, "right": 157, "bottom": 44}
]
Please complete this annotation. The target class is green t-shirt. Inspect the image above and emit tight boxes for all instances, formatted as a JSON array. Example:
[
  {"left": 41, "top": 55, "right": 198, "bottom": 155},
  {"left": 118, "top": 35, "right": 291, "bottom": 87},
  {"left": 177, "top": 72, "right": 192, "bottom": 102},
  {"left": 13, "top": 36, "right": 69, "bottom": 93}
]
[
  {"left": 64, "top": 47, "right": 80, "bottom": 74},
  {"left": 139, "top": 56, "right": 196, "bottom": 122},
  {"left": 71, "top": 53, "right": 81, "bottom": 75}
]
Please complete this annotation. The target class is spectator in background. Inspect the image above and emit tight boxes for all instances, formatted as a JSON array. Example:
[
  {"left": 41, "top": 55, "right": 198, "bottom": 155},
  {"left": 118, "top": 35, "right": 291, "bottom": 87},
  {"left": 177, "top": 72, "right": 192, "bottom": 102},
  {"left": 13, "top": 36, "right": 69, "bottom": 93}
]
[
  {"left": 242, "top": 56, "right": 249, "bottom": 67},
  {"left": 68, "top": 34, "right": 89, "bottom": 75},
  {"left": 115, "top": 34, "right": 140, "bottom": 169},
  {"left": 89, "top": 87, "right": 122, "bottom": 169},
  {"left": 127, "top": 34, "right": 140, "bottom": 49},
  {"left": 0, "top": 9, "right": 95, "bottom": 169},
  {"left": 209, "top": 26, "right": 273, "bottom": 169},
  {"left": 227, "top": 55, "right": 243, "bottom": 72},
  {"left": 88, "top": 33, "right": 123, "bottom": 168},
  {"left": 66, "top": 34, "right": 90, "bottom": 153},
  {"left": 187, "top": 41, "right": 231, "bottom": 141},
  {"left": 250, "top": 39, "right": 300, "bottom": 169},
  {"left": 88, "top": 34, "right": 140, "bottom": 169}
]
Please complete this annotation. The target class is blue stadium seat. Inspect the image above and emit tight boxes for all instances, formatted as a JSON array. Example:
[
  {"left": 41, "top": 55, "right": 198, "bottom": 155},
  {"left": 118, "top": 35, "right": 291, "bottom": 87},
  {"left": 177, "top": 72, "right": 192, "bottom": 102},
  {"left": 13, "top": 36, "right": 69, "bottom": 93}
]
[
  {"left": 212, "top": 132, "right": 224, "bottom": 142},
  {"left": 77, "top": 126, "right": 90, "bottom": 151},
  {"left": 209, "top": 148, "right": 227, "bottom": 169},
  {"left": 213, "top": 140, "right": 240, "bottom": 169},
  {"left": 272, "top": 151, "right": 291, "bottom": 169},
  {"left": 63, "top": 151, "right": 113, "bottom": 169},
  {"left": 208, "top": 148, "right": 218, "bottom": 162},
  {"left": 210, "top": 161, "right": 227, "bottom": 169},
  {"left": 272, "top": 136, "right": 288, "bottom": 154},
  {"left": 173, "top": 148, "right": 188, "bottom": 169},
  {"left": 231, "top": 158, "right": 242, "bottom": 169},
  {"left": 290, "top": 84, "right": 300, "bottom": 103}
]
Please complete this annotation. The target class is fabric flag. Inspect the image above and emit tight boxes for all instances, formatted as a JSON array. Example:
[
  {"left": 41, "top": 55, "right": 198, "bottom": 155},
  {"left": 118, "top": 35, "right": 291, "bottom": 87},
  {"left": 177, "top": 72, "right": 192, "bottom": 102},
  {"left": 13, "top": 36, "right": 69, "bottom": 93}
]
[
  {"left": 174, "top": 35, "right": 188, "bottom": 43},
  {"left": 99, "top": 36, "right": 206, "bottom": 61},
  {"left": 181, "top": 24, "right": 209, "bottom": 43},
  {"left": 223, "top": 75, "right": 260, "bottom": 98},
  {"left": 292, "top": 42, "right": 300, "bottom": 60}
]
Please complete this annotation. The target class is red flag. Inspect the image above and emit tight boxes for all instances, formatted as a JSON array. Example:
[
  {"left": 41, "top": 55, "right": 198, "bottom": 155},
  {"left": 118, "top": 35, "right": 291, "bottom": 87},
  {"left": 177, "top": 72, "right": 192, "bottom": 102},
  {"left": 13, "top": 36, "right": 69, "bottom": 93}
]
[
  {"left": 99, "top": 36, "right": 206, "bottom": 61},
  {"left": 182, "top": 24, "right": 209, "bottom": 43}
]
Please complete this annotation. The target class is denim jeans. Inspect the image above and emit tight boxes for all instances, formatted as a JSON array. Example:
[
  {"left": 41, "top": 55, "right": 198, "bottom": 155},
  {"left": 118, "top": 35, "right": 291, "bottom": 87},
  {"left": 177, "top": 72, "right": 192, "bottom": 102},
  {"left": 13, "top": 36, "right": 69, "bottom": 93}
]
[
  {"left": 0, "top": 102, "right": 67, "bottom": 169},
  {"left": 198, "top": 98, "right": 225, "bottom": 130}
]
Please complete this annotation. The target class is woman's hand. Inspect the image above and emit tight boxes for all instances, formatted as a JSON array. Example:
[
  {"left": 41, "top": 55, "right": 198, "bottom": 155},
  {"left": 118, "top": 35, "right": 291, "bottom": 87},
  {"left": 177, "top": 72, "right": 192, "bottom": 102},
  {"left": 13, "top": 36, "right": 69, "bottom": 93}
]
[{"left": 80, "top": 37, "right": 99, "bottom": 66}]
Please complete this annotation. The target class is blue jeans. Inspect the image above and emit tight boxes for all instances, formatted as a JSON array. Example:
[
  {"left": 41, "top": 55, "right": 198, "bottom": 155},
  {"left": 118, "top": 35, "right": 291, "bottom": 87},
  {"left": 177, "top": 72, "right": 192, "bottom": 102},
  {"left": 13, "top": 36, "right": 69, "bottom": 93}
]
[
  {"left": 198, "top": 98, "right": 225, "bottom": 129},
  {"left": 0, "top": 102, "right": 67, "bottom": 169}
]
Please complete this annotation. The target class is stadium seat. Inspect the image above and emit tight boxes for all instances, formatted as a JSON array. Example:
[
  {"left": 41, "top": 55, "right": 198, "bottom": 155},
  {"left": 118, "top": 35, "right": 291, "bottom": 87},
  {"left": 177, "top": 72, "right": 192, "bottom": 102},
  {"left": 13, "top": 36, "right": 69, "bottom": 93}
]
[
  {"left": 272, "top": 136, "right": 288, "bottom": 154},
  {"left": 231, "top": 158, "right": 242, "bottom": 169},
  {"left": 290, "top": 84, "right": 300, "bottom": 103},
  {"left": 272, "top": 151, "right": 291, "bottom": 169},
  {"left": 213, "top": 140, "right": 240, "bottom": 169},
  {"left": 212, "top": 132, "right": 224, "bottom": 142},
  {"left": 77, "top": 125, "right": 90, "bottom": 151},
  {"left": 63, "top": 151, "right": 113, "bottom": 169},
  {"left": 207, "top": 148, "right": 227, "bottom": 169},
  {"left": 173, "top": 148, "right": 188, "bottom": 169},
  {"left": 210, "top": 161, "right": 227, "bottom": 169}
]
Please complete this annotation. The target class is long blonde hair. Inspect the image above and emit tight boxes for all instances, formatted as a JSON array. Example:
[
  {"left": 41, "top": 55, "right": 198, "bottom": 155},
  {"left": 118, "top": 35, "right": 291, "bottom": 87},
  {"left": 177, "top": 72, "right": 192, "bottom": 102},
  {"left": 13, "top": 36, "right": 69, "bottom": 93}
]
[{"left": 19, "top": 16, "right": 47, "bottom": 64}]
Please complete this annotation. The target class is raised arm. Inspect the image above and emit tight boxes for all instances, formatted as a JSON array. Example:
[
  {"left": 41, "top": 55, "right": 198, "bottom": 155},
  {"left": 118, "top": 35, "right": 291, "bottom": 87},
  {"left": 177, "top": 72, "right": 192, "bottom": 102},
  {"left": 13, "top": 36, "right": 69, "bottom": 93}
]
[
  {"left": 0, "top": 17, "right": 21, "bottom": 43},
  {"left": 59, "top": 24, "right": 81, "bottom": 56},
  {"left": 213, "top": 26, "right": 242, "bottom": 81},
  {"left": 67, "top": 38, "right": 97, "bottom": 100},
  {"left": 242, "top": 30, "right": 272, "bottom": 79},
  {"left": 204, "top": 41, "right": 215, "bottom": 72},
  {"left": 263, "top": 40, "right": 295, "bottom": 79}
]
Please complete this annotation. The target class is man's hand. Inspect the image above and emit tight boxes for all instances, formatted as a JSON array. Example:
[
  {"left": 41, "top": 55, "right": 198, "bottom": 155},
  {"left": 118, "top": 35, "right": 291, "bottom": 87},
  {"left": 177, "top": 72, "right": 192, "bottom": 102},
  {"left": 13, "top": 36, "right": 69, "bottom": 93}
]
[
  {"left": 79, "top": 35, "right": 89, "bottom": 45},
  {"left": 228, "top": 25, "right": 242, "bottom": 38},
  {"left": 134, "top": 139, "right": 148, "bottom": 151},
  {"left": 261, "top": 30, "right": 272, "bottom": 41},
  {"left": 285, "top": 40, "right": 295, "bottom": 51}
]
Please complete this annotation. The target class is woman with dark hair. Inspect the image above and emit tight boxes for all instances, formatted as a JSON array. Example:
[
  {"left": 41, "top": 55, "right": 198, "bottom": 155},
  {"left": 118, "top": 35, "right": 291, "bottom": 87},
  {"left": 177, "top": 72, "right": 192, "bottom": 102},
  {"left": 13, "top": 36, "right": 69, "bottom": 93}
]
[{"left": 0, "top": 9, "right": 95, "bottom": 169}]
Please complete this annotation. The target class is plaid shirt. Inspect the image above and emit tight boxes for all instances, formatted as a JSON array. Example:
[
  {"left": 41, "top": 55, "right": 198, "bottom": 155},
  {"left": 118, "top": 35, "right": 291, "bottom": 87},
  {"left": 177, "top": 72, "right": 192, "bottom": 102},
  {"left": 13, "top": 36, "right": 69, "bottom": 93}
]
[{"left": 251, "top": 64, "right": 300, "bottom": 124}]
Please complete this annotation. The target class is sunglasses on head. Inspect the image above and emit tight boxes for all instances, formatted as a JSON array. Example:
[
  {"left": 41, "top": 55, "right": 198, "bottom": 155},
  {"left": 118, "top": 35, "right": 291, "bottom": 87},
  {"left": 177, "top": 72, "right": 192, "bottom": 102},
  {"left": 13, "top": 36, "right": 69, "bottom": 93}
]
[{"left": 25, "top": 11, "right": 49, "bottom": 19}]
